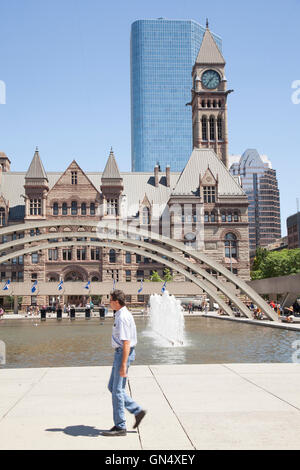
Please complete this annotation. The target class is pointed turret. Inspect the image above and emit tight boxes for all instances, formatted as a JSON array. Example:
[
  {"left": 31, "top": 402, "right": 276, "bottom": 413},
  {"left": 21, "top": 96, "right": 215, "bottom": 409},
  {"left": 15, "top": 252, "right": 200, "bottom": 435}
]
[
  {"left": 194, "top": 24, "right": 225, "bottom": 67},
  {"left": 24, "top": 148, "right": 49, "bottom": 219},
  {"left": 100, "top": 149, "right": 123, "bottom": 208},
  {"left": 102, "top": 148, "right": 122, "bottom": 181},
  {"left": 25, "top": 147, "right": 48, "bottom": 183}
]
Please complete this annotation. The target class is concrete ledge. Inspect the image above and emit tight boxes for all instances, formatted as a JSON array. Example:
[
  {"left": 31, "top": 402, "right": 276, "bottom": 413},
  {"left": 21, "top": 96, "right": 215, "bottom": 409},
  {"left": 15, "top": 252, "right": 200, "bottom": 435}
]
[{"left": 1, "top": 363, "right": 300, "bottom": 450}]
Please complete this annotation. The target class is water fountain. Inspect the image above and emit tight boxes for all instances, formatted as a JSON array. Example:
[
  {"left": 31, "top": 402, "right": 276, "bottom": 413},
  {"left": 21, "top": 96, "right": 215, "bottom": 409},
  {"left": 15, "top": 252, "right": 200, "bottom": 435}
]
[{"left": 148, "top": 290, "right": 185, "bottom": 347}]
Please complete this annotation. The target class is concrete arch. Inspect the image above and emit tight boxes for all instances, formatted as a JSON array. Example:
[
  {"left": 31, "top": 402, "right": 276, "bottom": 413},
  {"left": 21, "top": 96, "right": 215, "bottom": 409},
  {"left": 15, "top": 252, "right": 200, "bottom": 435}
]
[
  {"left": 0, "top": 219, "right": 278, "bottom": 321},
  {"left": 0, "top": 231, "right": 246, "bottom": 316},
  {"left": 0, "top": 239, "right": 234, "bottom": 317}
]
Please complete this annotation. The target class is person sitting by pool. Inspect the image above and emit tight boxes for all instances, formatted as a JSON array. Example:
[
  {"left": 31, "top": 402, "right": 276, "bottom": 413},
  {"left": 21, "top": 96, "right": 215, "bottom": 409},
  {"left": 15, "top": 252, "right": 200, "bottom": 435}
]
[{"left": 253, "top": 308, "right": 263, "bottom": 320}]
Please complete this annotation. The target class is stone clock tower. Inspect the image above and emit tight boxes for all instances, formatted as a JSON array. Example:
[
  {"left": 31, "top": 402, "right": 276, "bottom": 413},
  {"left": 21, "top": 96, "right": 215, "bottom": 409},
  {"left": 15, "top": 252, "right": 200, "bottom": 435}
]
[{"left": 189, "top": 21, "right": 233, "bottom": 168}]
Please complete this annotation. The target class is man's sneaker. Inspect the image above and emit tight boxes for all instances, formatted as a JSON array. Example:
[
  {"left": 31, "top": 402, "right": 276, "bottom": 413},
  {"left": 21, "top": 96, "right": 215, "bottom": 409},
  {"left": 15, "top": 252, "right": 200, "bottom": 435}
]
[
  {"left": 101, "top": 426, "right": 127, "bottom": 436},
  {"left": 133, "top": 410, "right": 147, "bottom": 429}
]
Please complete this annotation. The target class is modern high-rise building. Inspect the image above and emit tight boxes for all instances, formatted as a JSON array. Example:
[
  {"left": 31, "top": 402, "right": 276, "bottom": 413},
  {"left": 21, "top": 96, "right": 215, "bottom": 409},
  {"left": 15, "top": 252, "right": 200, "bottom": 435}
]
[
  {"left": 229, "top": 149, "right": 281, "bottom": 255},
  {"left": 287, "top": 212, "right": 300, "bottom": 249},
  {"left": 131, "top": 19, "right": 222, "bottom": 172}
]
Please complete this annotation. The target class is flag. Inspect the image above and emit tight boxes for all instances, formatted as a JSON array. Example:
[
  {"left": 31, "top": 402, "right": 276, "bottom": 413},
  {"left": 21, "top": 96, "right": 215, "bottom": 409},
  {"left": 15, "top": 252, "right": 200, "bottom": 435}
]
[
  {"left": 161, "top": 281, "right": 167, "bottom": 293},
  {"left": 2, "top": 279, "right": 10, "bottom": 291},
  {"left": 85, "top": 281, "right": 91, "bottom": 290},
  {"left": 138, "top": 279, "right": 143, "bottom": 293},
  {"left": 58, "top": 280, "right": 63, "bottom": 291},
  {"left": 31, "top": 280, "right": 38, "bottom": 294}
]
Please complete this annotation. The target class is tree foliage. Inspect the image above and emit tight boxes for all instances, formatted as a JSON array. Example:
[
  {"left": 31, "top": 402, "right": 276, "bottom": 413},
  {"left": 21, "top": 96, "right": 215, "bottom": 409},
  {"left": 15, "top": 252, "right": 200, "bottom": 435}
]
[
  {"left": 148, "top": 268, "right": 173, "bottom": 282},
  {"left": 251, "top": 248, "right": 300, "bottom": 279}
]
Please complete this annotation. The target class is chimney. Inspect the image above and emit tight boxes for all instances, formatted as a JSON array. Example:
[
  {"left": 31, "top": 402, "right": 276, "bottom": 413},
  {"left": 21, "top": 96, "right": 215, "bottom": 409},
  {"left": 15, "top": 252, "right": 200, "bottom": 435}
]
[
  {"left": 154, "top": 165, "right": 159, "bottom": 187},
  {"left": 166, "top": 165, "right": 170, "bottom": 187}
]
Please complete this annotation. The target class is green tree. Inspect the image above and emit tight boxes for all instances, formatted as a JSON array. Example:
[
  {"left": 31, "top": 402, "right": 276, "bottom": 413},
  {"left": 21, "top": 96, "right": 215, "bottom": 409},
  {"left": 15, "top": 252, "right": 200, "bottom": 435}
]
[
  {"left": 148, "top": 271, "right": 163, "bottom": 282},
  {"left": 251, "top": 248, "right": 300, "bottom": 279},
  {"left": 162, "top": 268, "right": 173, "bottom": 282}
]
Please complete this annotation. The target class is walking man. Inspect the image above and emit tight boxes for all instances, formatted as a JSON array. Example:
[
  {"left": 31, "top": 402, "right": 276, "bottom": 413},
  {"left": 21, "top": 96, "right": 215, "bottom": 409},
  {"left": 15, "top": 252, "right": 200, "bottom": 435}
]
[{"left": 102, "top": 289, "right": 146, "bottom": 436}]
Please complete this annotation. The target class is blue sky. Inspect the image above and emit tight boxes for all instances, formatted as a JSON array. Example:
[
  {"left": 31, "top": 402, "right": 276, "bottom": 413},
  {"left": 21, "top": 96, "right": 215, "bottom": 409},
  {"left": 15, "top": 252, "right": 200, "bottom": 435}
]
[{"left": 0, "top": 0, "right": 299, "bottom": 234}]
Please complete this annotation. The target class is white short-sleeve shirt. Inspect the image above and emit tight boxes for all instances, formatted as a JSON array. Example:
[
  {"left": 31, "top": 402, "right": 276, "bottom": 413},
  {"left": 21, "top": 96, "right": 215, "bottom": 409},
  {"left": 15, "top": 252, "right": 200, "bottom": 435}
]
[{"left": 111, "top": 306, "right": 137, "bottom": 349}]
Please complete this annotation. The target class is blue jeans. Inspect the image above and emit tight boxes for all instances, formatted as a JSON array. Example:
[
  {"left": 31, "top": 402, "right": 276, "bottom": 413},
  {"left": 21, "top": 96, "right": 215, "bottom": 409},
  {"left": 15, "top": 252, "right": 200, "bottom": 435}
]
[{"left": 108, "top": 347, "right": 142, "bottom": 429}]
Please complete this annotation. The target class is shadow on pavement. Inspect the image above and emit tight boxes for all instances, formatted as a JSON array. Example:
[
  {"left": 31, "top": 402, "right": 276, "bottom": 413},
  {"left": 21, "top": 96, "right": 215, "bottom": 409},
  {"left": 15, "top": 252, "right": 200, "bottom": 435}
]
[{"left": 45, "top": 425, "right": 137, "bottom": 437}]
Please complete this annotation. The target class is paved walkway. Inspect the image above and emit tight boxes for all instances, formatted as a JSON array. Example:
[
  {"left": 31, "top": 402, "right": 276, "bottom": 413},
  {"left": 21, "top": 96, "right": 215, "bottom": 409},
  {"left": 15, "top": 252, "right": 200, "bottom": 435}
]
[{"left": 1, "top": 363, "right": 300, "bottom": 450}]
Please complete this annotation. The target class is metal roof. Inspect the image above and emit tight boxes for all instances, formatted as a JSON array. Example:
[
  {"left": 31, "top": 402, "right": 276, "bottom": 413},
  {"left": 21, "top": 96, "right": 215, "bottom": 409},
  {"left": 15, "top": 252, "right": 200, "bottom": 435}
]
[{"left": 1, "top": 148, "right": 245, "bottom": 220}]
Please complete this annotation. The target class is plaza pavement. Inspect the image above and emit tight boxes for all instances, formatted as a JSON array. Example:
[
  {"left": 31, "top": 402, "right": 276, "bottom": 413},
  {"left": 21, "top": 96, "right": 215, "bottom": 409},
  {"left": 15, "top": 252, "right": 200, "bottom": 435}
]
[{"left": 1, "top": 363, "right": 300, "bottom": 450}]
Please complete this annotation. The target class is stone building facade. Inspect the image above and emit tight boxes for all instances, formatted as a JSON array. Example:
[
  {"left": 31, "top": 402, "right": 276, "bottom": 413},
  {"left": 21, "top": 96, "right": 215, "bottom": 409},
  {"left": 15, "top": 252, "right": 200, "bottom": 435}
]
[{"left": 0, "top": 24, "right": 250, "bottom": 308}]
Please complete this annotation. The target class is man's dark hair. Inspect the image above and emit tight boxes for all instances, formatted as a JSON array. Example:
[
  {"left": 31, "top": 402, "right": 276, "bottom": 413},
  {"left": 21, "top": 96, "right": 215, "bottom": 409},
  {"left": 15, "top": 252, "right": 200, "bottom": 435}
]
[{"left": 110, "top": 289, "right": 126, "bottom": 307}]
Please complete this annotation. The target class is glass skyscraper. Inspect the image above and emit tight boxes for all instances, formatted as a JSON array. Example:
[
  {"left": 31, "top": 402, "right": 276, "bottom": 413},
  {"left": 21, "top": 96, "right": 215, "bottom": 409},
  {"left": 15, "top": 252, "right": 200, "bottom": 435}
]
[
  {"left": 229, "top": 149, "right": 281, "bottom": 255},
  {"left": 131, "top": 19, "right": 222, "bottom": 172}
]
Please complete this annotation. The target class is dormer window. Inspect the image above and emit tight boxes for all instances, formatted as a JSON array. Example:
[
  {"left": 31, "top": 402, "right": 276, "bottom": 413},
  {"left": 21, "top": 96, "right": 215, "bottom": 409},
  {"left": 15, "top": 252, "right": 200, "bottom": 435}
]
[
  {"left": 71, "top": 171, "right": 78, "bottom": 185},
  {"left": 142, "top": 207, "right": 150, "bottom": 225},
  {"left": 107, "top": 199, "right": 118, "bottom": 216},
  {"left": 203, "top": 186, "right": 216, "bottom": 203},
  {"left": 30, "top": 199, "right": 42, "bottom": 216}
]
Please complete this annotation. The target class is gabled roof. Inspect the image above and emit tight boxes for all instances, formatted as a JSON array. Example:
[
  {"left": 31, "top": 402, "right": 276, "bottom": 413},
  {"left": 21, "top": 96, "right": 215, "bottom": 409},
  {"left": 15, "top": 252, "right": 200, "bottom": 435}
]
[
  {"left": 172, "top": 149, "right": 245, "bottom": 197},
  {"left": 25, "top": 148, "right": 48, "bottom": 180},
  {"left": 47, "top": 159, "right": 100, "bottom": 196},
  {"left": 195, "top": 27, "right": 225, "bottom": 65},
  {"left": 102, "top": 149, "right": 122, "bottom": 180}
]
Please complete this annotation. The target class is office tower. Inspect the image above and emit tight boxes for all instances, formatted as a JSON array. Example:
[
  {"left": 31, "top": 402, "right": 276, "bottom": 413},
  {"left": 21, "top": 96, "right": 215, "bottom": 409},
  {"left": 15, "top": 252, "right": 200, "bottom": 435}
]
[
  {"left": 131, "top": 19, "right": 222, "bottom": 172},
  {"left": 287, "top": 212, "right": 300, "bottom": 249},
  {"left": 229, "top": 149, "right": 281, "bottom": 255}
]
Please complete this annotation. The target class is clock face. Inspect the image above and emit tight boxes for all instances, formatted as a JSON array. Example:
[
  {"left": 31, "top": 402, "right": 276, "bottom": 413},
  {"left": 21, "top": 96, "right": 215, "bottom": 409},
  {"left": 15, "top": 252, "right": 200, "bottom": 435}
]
[{"left": 202, "top": 70, "right": 221, "bottom": 89}]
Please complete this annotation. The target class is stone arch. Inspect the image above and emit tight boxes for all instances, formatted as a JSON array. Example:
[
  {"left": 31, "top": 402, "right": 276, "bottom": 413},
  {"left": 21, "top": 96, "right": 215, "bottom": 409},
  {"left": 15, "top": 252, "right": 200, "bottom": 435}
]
[
  {"left": 62, "top": 265, "right": 88, "bottom": 282},
  {"left": 220, "top": 227, "right": 242, "bottom": 240}
]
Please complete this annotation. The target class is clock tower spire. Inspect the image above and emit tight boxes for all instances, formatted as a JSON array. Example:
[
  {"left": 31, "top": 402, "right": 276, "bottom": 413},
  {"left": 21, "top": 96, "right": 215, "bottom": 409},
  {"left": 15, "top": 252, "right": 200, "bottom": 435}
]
[{"left": 188, "top": 24, "right": 233, "bottom": 168}]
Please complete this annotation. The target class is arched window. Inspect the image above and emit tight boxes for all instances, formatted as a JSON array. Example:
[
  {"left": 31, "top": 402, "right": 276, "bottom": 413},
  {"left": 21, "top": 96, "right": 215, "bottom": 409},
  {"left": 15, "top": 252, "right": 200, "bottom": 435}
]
[
  {"left": 201, "top": 100, "right": 206, "bottom": 108},
  {"left": 209, "top": 116, "right": 215, "bottom": 140},
  {"left": 81, "top": 203, "right": 86, "bottom": 215},
  {"left": 227, "top": 212, "right": 232, "bottom": 223},
  {"left": 0, "top": 208, "right": 5, "bottom": 226},
  {"left": 213, "top": 100, "right": 217, "bottom": 108},
  {"left": 225, "top": 233, "right": 237, "bottom": 259},
  {"left": 234, "top": 211, "right": 239, "bottom": 222},
  {"left": 207, "top": 100, "right": 211, "bottom": 108},
  {"left": 202, "top": 116, "right": 207, "bottom": 141},
  {"left": 90, "top": 203, "right": 95, "bottom": 215},
  {"left": 204, "top": 211, "right": 209, "bottom": 222},
  {"left": 221, "top": 212, "right": 226, "bottom": 223},
  {"left": 53, "top": 203, "right": 58, "bottom": 216},
  {"left": 217, "top": 116, "right": 223, "bottom": 140},
  {"left": 142, "top": 207, "right": 150, "bottom": 225},
  {"left": 218, "top": 100, "right": 222, "bottom": 108},
  {"left": 71, "top": 201, "right": 77, "bottom": 215},
  {"left": 210, "top": 211, "right": 216, "bottom": 223},
  {"left": 109, "top": 249, "right": 116, "bottom": 263},
  {"left": 62, "top": 203, "right": 68, "bottom": 215}
]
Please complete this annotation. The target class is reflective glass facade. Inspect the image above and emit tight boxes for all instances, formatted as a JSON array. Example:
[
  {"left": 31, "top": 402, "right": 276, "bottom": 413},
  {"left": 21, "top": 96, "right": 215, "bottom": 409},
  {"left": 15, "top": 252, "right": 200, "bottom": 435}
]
[
  {"left": 229, "top": 149, "right": 281, "bottom": 254},
  {"left": 131, "top": 19, "right": 222, "bottom": 172}
]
